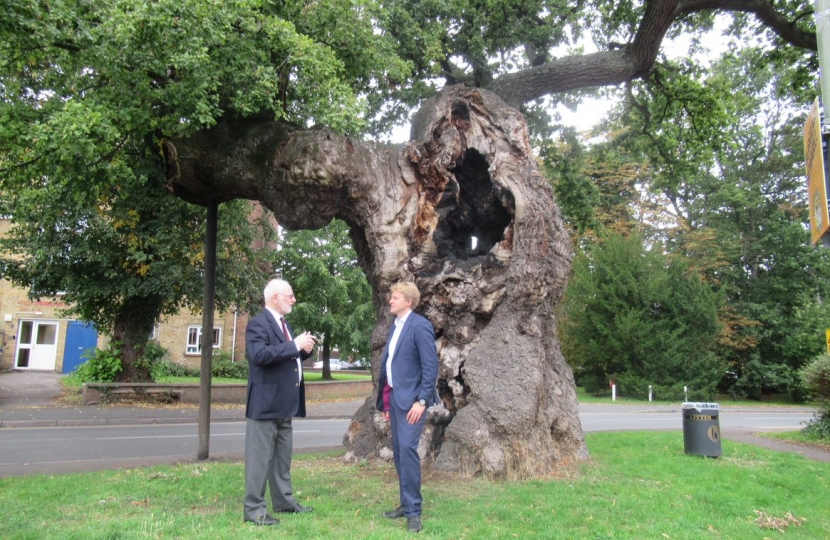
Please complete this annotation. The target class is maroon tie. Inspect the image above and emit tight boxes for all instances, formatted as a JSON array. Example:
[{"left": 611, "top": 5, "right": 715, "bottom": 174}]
[{"left": 280, "top": 317, "right": 291, "bottom": 341}]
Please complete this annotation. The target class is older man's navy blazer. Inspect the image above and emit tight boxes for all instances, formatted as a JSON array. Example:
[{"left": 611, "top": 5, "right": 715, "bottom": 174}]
[
  {"left": 245, "top": 309, "right": 311, "bottom": 419},
  {"left": 375, "top": 312, "right": 439, "bottom": 411}
]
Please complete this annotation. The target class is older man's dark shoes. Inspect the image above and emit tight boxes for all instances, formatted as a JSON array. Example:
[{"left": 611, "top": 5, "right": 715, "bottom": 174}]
[
  {"left": 245, "top": 514, "right": 280, "bottom": 526},
  {"left": 244, "top": 505, "right": 311, "bottom": 526},
  {"left": 382, "top": 505, "right": 406, "bottom": 519},
  {"left": 275, "top": 504, "right": 314, "bottom": 513}
]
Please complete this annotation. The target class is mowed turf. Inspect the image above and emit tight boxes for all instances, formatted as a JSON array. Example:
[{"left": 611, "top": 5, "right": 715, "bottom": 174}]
[{"left": 1, "top": 430, "right": 828, "bottom": 539}]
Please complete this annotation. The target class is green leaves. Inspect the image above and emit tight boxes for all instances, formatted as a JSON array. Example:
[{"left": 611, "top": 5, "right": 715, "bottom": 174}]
[
  {"left": 2, "top": 0, "right": 406, "bottom": 183},
  {"left": 560, "top": 232, "right": 723, "bottom": 400},
  {"left": 272, "top": 219, "right": 375, "bottom": 361},
  {"left": 554, "top": 39, "right": 830, "bottom": 401}
]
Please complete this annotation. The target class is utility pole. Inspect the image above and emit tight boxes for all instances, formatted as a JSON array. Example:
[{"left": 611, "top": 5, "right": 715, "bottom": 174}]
[
  {"left": 198, "top": 199, "right": 218, "bottom": 460},
  {"left": 805, "top": 2, "right": 830, "bottom": 246},
  {"left": 816, "top": 1, "right": 830, "bottom": 127}
]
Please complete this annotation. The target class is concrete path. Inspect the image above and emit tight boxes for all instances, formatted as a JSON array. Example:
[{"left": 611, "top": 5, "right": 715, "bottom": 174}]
[{"left": 0, "top": 370, "right": 65, "bottom": 408}]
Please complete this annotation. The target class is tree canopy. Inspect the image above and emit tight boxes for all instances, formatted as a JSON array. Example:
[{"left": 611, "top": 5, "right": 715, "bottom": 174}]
[
  {"left": 1, "top": 0, "right": 409, "bottom": 176},
  {"left": 272, "top": 219, "right": 375, "bottom": 378},
  {"left": 2, "top": 1, "right": 819, "bottom": 152},
  {"left": 561, "top": 232, "right": 722, "bottom": 400},
  {"left": 0, "top": 163, "right": 276, "bottom": 379},
  {"left": 552, "top": 39, "right": 830, "bottom": 401},
  {"left": 1, "top": 0, "right": 403, "bottom": 378}
]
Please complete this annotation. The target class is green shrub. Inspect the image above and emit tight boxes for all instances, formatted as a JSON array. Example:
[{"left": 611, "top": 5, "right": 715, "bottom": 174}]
[
  {"left": 802, "top": 413, "right": 830, "bottom": 439},
  {"left": 732, "top": 359, "right": 803, "bottom": 402},
  {"left": 154, "top": 360, "right": 200, "bottom": 378},
  {"left": 800, "top": 353, "right": 830, "bottom": 402},
  {"left": 73, "top": 343, "right": 123, "bottom": 382},
  {"left": 145, "top": 343, "right": 201, "bottom": 380},
  {"left": 212, "top": 349, "right": 248, "bottom": 379},
  {"left": 575, "top": 370, "right": 610, "bottom": 396},
  {"left": 799, "top": 353, "right": 830, "bottom": 440},
  {"left": 142, "top": 341, "right": 170, "bottom": 364}
]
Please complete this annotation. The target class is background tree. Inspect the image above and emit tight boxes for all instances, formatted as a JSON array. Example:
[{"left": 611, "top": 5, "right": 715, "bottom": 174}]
[
  {"left": 271, "top": 219, "right": 375, "bottom": 379},
  {"left": 0, "top": 161, "right": 274, "bottom": 381},
  {"left": 608, "top": 47, "right": 830, "bottom": 400},
  {"left": 561, "top": 231, "right": 722, "bottom": 400},
  {"left": 543, "top": 128, "right": 675, "bottom": 244},
  {"left": 551, "top": 42, "right": 830, "bottom": 402}
]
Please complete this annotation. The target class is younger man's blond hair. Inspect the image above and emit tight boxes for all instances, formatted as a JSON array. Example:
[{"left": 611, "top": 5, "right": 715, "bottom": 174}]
[{"left": 391, "top": 281, "right": 420, "bottom": 309}]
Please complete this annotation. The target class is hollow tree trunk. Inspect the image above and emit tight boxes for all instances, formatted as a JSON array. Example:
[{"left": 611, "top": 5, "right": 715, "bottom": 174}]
[{"left": 165, "top": 85, "right": 588, "bottom": 477}]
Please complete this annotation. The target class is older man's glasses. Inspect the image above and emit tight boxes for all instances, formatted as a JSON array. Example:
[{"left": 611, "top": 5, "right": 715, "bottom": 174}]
[{"left": 276, "top": 292, "right": 296, "bottom": 300}]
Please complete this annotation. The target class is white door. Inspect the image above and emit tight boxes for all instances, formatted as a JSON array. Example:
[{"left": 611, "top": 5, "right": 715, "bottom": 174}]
[{"left": 15, "top": 320, "right": 60, "bottom": 370}]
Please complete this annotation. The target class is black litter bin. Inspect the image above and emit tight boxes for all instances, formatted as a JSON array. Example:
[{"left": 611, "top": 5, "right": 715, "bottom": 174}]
[{"left": 681, "top": 402, "right": 721, "bottom": 458}]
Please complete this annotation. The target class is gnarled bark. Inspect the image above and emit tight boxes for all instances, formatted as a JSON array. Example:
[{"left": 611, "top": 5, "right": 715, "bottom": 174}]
[{"left": 165, "top": 85, "right": 588, "bottom": 478}]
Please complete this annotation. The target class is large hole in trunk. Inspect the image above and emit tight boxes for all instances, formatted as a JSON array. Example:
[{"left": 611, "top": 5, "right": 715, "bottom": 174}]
[{"left": 432, "top": 148, "right": 512, "bottom": 261}]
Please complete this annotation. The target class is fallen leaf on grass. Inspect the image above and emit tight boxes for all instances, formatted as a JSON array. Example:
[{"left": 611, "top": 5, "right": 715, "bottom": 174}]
[{"left": 754, "top": 510, "right": 804, "bottom": 531}]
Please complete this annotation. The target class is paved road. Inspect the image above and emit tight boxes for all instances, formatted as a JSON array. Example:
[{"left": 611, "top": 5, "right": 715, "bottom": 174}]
[
  {"left": 0, "top": 404, "right": 815, "bottom": 477},
  {"left": 1, "top": 371, "right": 826, "bottom": 477},
  {"left": 0, "top": 418, "right": 350, "bottom": 477}
]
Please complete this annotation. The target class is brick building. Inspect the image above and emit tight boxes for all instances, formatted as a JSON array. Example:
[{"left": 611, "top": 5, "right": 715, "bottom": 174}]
[
  {"left": 0, "top": 271, "right": 250, "bottom": 373},
  {"left": 0, "top": 205, "right": 270, "bottom": 373}
]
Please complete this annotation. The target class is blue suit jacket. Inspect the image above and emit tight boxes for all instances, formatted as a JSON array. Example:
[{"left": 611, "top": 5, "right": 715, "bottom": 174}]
[
  {"left": 245, "top": 309, "right": 311, "bottom": 419},
  {"left": 376, "top": 311, "right": 439, "bottom": 411}
]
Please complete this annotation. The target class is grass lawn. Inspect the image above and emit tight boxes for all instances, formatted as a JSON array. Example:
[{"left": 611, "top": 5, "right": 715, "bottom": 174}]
[
  {"left": 1, "top": 431, "right": 827, "bottom": 539},
  {"left": 766, "top": 429, "right": 830, "bottom": 451}
]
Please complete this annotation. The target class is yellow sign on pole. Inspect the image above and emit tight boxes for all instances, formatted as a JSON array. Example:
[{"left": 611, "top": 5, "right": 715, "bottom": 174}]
[
  {"left": 805, "top": 98, "right": 830, "bottom": 245},
  {"left": 826, "top": 329, "right": 830, "bottom": 355}
]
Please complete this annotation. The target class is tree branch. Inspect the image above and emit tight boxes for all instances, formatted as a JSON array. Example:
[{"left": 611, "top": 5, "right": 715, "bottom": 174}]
[
  {"left": 676, "top": 0, "right": 816, "bottom": 50},
  {"left": 487, "top": 0, "right": 816, "bottom": 106}
]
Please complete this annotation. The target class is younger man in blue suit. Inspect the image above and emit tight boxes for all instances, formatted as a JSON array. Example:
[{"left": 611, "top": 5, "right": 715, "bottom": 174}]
[{"left": 376, "top": 281, "right": 439, "bottom": 533}]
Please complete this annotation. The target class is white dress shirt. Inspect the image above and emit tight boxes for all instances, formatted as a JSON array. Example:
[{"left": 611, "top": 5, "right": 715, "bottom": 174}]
[
  {"left": 266, "top": 307, "right": 303, "bottom": 382},
  {"left": 385, "top": 309, "right": 411, "bottom": 388}
]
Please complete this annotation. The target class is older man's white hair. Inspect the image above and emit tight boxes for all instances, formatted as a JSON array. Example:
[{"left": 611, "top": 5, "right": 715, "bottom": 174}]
[{"left": 263, "top": 278, "right": 290, "bottom": 302}]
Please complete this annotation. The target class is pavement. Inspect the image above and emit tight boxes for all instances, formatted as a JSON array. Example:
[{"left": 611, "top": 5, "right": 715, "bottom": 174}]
[
  {"left": 3, "top": 369, "right": 829, "bottom": 465},
  {"left": 0, "top": 369, "right": 364, "bottom": 428}
]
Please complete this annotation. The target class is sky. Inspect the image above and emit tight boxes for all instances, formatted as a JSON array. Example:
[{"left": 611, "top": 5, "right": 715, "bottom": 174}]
[{"left": 387, "top": 17, "right": 734, "bottom": 144}]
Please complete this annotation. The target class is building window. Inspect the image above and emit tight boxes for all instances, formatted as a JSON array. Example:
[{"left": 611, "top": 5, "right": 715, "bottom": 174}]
[{"left": 186, "top": 326, "right": 222, "bottom": 355}]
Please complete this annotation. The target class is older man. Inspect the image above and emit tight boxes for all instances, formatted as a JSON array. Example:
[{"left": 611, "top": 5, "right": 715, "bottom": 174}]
[{"left": 243, "top": 278, "right": 317, "bottom": 526}]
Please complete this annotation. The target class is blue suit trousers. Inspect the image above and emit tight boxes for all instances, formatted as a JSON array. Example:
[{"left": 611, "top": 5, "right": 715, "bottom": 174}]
[{"left": 389, "top": 388, "right": 427, "bottom": 517}]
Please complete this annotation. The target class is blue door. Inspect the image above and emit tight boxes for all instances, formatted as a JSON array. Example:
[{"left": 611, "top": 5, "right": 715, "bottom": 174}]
[{"left": 62, "top": 321, "right": 98, "bottom": 373}]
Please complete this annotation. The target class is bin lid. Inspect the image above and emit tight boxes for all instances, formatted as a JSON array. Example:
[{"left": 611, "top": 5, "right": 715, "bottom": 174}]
[{"left": 681, "top": 402, "right": 719, "bottom": 410}]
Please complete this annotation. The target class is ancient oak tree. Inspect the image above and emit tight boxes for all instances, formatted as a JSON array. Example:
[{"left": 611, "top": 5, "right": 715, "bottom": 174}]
[{"left": 165, "top": 86, "right": 585, "bottom": 476}]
